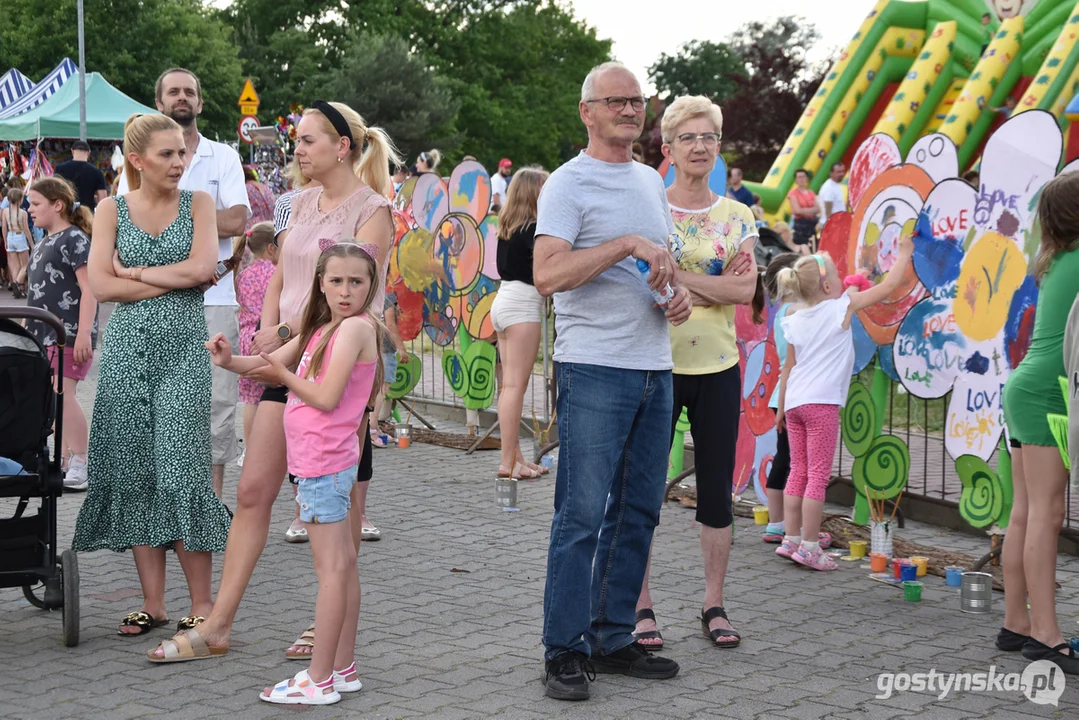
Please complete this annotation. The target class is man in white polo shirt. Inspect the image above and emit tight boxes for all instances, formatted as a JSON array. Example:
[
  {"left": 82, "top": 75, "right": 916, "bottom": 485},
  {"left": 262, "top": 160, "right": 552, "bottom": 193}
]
[{"left": 118, "top": 68, "right": 250, "bottom": 498}]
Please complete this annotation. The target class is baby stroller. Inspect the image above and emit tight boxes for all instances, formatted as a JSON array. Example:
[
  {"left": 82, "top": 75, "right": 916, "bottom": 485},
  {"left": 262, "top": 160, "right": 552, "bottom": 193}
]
[{"left": 0, "top": 307, "right": 79, "bottom": 646}]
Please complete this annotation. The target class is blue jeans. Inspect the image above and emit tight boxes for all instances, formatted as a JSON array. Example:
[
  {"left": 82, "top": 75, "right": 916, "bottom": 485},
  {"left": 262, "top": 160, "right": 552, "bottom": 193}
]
[{"left": 542, "top": 362, "right": 673, "bottom": 660}]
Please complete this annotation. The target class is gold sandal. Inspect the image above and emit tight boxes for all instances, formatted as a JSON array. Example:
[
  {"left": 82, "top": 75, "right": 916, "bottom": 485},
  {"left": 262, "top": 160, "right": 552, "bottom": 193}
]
[
  {"left": 146, "top": 628, "right": 228, "bottom": 663},
  {"left": 285, "top": 624, "right": 315, "bottom": 660}
]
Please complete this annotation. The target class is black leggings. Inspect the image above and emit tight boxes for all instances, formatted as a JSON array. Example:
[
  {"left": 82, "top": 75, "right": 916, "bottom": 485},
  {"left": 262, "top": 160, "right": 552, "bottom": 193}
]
[
  {"left": 766, "top": 427, "right": 790, "bottom": 491},
  {"left": 671, "top": 365, "right": 740, "bottom": 529}
]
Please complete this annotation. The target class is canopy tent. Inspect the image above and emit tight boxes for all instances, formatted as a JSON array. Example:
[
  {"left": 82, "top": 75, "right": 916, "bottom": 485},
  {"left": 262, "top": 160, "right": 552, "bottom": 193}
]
[
  {"left": 0, "top": 59, "right": 77, "bottom": 119},
  {"left": 0, "top": 72, "right": 156, "bottom": 141},
  {"left": 0, "top": 69, "right": 34, "bottom": 111}
]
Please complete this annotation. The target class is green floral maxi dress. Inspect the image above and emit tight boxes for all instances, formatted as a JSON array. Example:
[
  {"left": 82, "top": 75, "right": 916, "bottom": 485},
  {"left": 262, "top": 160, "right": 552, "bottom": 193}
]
[{"left": 73, "top": 191, "right": 231, "bottom": 552}]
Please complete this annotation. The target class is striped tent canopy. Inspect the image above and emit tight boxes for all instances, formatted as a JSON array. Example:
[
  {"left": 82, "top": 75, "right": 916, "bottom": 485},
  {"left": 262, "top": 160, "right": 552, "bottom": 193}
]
[
  {"left": 0, "top": 58, "right": 77, "bottom": 119},
  {"left": 0, "top": 69, "right": 34, "bottom": 111}
]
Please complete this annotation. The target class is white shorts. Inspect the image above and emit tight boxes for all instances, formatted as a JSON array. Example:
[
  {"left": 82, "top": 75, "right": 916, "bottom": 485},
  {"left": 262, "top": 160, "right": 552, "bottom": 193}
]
[{"left": 490, "top": 280, "right": 543, "bottom": 333}]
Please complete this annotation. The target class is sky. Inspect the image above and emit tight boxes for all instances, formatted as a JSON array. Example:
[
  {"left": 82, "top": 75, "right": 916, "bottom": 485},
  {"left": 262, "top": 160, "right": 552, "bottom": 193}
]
[{"left": 566, "top": 0, "right": 884, "bottom": 94}]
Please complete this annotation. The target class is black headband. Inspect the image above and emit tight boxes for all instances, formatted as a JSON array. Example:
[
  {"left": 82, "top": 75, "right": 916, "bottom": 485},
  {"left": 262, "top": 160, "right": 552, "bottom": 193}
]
[{"left": 313, "top": 100, "right": 355, "bottom": 150}]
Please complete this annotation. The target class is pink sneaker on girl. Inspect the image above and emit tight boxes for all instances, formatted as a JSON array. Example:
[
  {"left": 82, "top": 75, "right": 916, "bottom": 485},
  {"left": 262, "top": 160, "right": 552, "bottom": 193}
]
[{"left": 792, "top": 544, "right": 838, "bottom": 571}]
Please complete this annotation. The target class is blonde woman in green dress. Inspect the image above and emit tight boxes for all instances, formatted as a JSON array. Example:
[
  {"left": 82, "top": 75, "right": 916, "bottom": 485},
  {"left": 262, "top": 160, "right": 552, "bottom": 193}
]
[{"left": 74, "top": 113, "right": 232, "bottom": 641}]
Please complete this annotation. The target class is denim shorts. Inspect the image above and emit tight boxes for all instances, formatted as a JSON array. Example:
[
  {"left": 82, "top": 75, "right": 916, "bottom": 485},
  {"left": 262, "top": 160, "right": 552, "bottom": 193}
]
[
  {"left": 295, "top": 465, "right": 357, "bottom": 524},
  {"left": 6, "top": 232, "right": 28, "bottom": 252},
  {"left": 382, "top": 352, "right": 397, "bottom": 384}
]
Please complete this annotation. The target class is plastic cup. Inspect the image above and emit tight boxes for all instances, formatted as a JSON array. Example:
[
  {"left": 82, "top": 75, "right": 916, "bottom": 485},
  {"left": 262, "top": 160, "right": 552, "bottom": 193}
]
[
  {"left": 752, "top": 506, "right": 769, "bottom": 525},
  {"left": 901, "top": 563, "right": 918, "bottom": 582},
  {"left": 945, "top": 566, "right": 964, "bottom": 586},
  {"left": 541, "top": 455, "right": 554, "bottom": 469},
  {"left": 903, "top": 581, "right": 923, "bottom": 602},
  {"left": 911, "top": 556, "right": 928, "bottom": 577},
  {"left": 395, "top": 424, "right": 412, "bottom": 449},
  {"left": 848, "top": 540, "right": 867, "bottom": 559},
  {"left": 869, "top": 552, "right": 888, "bottom": 573}
]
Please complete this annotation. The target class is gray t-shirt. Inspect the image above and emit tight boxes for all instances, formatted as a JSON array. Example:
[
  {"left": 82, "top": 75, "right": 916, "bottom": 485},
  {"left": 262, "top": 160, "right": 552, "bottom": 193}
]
[
  {"left": 26, "top": 226, "right": 98, "bottom": 348},
  {"left": 536, "top": 152, "right": 674, "bottom": 371}
]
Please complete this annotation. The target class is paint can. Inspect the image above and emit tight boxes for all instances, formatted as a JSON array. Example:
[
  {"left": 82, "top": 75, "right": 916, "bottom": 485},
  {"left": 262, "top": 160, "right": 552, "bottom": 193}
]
[
  {"left": 960, "top": 572, "right": 993, "bottom": 614},
  {"left": 944, "top": 566, "right": 964, "bottom": 586},
  {"left": 900, "top": 563, "right": 918, "bottom": 582},
  {"left": 893, "top": 558, "right": 909, "bottom": 580},
  {"left": 753, "top": 506, "right": 769, "bottom": 525},
  {"left": 395, "top": 424, "right": 412, "bottom": 449},
  {"left": 903, "top": 581, "right": 923, "bottom": 602},
  {"left": 911, "top": 556, "right": 928, "bottom": 577},
  {"left": 869, "top": 552, "right": 888, "bottom": 573},
  {"left": 870, "top": 521, "right": 893, "bottom": 558},
  {"left": 848, "top": 540, "right": 867, "bottom": 559},
  {"left": 495, "top": 477, "right": 518, "bottom": 511}
]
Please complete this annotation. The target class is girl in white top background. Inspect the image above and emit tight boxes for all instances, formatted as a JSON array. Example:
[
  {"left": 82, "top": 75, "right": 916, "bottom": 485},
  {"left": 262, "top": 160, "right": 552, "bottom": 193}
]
[{"left": 774, "top": 234, "right": 913, "bottom": 571}]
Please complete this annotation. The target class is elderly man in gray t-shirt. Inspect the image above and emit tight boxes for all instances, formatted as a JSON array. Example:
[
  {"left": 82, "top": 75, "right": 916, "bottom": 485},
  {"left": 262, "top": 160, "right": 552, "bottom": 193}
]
[{"left": 534, "top": 62, "right": 692, "bottom": 702}]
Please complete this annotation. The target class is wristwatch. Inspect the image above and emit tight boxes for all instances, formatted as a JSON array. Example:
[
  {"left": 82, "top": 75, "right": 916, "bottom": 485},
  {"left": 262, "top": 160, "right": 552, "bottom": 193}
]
[{"left": 276, "top": 323, "right": 292, "bottom": 341}]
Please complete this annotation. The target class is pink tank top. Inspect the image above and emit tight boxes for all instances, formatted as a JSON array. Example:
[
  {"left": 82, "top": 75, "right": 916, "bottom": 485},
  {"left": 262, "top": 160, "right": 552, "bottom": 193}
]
[
  {"left": 279, "top": 185, "right": 392, "bottom": 325},
  {"left": 283, "top": 324, "right": 377, "bottom": 478}
]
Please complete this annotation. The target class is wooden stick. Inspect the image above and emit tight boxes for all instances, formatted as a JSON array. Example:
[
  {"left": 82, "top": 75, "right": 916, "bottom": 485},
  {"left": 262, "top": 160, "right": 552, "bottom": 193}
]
[
  {"left": 404, "top": 402, "right": 415, "bottom": 425},
  {"left": 888, "top": 487, "right": 905, "bottom": 523}
]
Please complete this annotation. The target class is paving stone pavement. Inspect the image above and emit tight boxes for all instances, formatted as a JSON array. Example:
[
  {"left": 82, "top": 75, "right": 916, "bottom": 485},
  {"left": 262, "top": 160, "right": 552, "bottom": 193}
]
[{"left": 2, "top": 337, "right": 1079, "bottom": 719}]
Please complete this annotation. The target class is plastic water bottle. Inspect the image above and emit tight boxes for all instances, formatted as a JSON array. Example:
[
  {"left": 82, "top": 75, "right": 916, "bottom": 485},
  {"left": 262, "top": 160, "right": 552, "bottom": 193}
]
[{"left": 636, "top": 259, "right": 675, "bottom": 307}]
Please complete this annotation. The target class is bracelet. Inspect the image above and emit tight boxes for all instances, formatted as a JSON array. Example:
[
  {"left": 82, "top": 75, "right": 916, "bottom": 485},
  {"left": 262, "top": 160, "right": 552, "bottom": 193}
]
[{"left": 133, "top": 267, "right": 143, "bottom": 282}]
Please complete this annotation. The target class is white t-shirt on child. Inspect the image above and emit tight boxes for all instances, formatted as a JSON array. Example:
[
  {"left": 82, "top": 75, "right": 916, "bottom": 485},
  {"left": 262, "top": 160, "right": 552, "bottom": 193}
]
[{"left": 780, "top": 293, "right": 855, "bottom": 411}]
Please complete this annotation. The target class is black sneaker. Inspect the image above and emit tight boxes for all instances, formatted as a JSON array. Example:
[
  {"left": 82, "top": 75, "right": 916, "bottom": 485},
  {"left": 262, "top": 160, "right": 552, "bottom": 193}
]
[
  {"left": 591, "top": 641, "right": 680, "bottom": 679},
  {"left": 544, "top": 651, "right": 595, "bottom": 700}
]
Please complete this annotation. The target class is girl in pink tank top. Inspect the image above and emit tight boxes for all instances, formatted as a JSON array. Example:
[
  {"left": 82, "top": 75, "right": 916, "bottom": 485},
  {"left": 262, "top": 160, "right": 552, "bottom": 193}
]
[{"left": 206, "top": 242, "right": 383, "bottom": 705}]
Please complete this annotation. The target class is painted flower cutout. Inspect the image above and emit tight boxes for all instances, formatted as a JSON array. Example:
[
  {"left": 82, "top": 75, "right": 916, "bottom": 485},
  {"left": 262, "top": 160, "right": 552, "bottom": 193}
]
[
  {"left": 892, "top": 111, "right": 1064, "bottom": 460},
  {"left": 819, "top": 132, "right": 956, "bottom": 375},
  {"left": 386, "top": 161, "right": 500, "bottom": 345}
]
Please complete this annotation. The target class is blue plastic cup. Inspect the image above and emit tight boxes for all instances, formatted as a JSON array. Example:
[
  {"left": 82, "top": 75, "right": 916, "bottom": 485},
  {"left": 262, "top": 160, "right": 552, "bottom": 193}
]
[
  {"left": 541, "top": 455, "right": 554, "bottom": 469},
  {"left": 900, "top": 563, "right": 918, "bottom": 582},
  {"left": 945, "top": 566, "right": 964, "bottom": 587}
]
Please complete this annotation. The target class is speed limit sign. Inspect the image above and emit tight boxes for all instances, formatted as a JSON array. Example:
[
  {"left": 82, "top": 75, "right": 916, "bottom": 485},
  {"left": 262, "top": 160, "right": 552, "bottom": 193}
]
[{"left": 238, "top": 115, "right": 259, "bottom": 144}]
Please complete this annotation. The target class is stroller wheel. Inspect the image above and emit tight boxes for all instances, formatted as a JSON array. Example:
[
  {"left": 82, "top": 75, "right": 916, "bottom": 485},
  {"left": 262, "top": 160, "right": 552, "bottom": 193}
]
[
  {"left": 22, "top": 581, "right": 47, "bottom": 609},
  {"left": 61, "top": 550, "right": 80, "bottom": 647}
]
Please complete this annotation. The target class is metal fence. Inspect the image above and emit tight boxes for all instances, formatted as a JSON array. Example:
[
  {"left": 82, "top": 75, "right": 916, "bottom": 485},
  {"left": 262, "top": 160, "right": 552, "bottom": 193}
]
[{"left": 832, "top": 379, "right": 1078, "bottom": 536}]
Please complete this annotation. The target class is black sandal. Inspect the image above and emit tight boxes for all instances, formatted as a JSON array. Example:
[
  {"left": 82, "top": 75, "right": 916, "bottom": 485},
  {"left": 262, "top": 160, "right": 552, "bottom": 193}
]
[
  {"left": 177, "top": 616, "right": 205, "bottom": 632},
  {"left": 995, "top": 627, "right": 1029, "bottom": 652},
  {"left": 1021, "top": 638, "right": 1079, "bottom": 674},
  {"left": 118, "top": 611, "right": 169, "bottom": 636},
  {"left": 632, "top": 608, "right": 664, "bottom": 650},
  {"left": 701, "top": 606, "right": 741, "bottom": 648}
]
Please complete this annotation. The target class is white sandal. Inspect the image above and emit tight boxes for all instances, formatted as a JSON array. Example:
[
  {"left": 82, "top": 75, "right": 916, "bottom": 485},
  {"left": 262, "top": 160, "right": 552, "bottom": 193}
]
[
  {"left": 333, "top": 662, "right": 363, "bottom": 693},
  {"left": 361, "top": 524, "right": 381, "bottom": 541},
  {"left": 259, "top": 669, "right": 340, "bottom": 705}
]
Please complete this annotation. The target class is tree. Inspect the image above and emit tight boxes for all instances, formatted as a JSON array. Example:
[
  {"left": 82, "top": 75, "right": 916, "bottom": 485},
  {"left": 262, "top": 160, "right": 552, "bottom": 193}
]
[
  {"left": 320, "top": 33, "right": 462, "bottom": 162},
  {"left": 645, "top": 16, "right": 827, "bottom": 180},
  {"left": 649, "top": 40, "right": 745, "bottom": 103},
  {"left": 0, "top": 0, "right": 243, "bottom": 139}
]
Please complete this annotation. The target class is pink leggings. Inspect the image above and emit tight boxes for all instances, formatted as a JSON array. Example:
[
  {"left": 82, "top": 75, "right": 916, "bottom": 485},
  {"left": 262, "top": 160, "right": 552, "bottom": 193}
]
[{"left": 783, "top": 404, "right": 840, "bottom": 502}]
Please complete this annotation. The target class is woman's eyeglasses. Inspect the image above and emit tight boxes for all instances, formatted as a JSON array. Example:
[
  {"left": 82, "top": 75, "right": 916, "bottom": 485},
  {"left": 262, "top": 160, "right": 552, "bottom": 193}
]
[{"left": 668, "top": 133, "right": 721, "bottom": 149}]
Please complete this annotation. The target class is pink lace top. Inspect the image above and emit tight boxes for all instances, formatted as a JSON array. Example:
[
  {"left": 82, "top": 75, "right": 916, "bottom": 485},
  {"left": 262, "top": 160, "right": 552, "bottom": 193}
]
[{"left": 279, "top": 185, "right": 392, "bottom": 325}]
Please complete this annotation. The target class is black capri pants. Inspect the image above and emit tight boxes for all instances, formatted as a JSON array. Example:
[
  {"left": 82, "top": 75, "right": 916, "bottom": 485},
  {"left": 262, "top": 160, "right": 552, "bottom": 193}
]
[
  {"left": 671, "top": 365, "right": 740, "bottom": 529},
  {"left": 766, "top": 427, "right": 790, "bottom": 491}
]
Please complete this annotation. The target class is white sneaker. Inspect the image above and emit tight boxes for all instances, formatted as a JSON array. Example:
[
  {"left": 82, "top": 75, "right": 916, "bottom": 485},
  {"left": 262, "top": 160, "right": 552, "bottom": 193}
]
[
  {"left": 64, "top": 454, "right": 88, "bottom": 491},
  {"left": 284, "top": 518, "right": 308, "bottom": 543}
]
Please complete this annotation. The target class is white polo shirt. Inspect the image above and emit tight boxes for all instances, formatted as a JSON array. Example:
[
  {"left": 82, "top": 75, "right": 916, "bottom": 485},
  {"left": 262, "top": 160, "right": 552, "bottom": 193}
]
[
  {"left": 117, "top": 132, "right": 251, "bottom": 306},
  {"left": 819, "top": 178, "right": 847, "bottom": 223}
]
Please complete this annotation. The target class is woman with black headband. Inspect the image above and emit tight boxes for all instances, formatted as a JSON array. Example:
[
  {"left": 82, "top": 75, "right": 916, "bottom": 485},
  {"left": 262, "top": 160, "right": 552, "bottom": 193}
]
[
  {"left": 416, "top": 148, "right": 442, "bottom": 174},
  {"left": 148, "top": 101, "right": 401, "bottom": 670}
]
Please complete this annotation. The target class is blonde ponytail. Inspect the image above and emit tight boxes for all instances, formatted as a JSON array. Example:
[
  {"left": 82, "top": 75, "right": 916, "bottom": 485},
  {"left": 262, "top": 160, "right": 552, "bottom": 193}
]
[
  {"left": 356, "top": 125, "right": 399, "bottom": 199},
  {"left": 775, "top": 267, "right": 804, "bottom": 301},
  {"left": 123, "top": 113, "right": 182, "bottom": 192}
]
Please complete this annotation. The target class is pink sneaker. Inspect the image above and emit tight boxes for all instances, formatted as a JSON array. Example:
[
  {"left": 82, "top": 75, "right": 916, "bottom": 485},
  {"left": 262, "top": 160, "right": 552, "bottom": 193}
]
[
  {"left": 792, "top": 545, "right": 838, "bottom": 571},
  {"left": 775, "top": 539, "right": 798, "bottom": 560}
]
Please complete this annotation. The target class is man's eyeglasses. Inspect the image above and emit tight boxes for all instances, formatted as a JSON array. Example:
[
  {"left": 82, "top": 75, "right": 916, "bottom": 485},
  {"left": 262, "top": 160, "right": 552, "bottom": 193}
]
[
  {"left": 585, "top": 96, "right": 646, "bottom": 112},
  {"left": 671, "top": 132, "right": 721, "bottom": 149}
]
